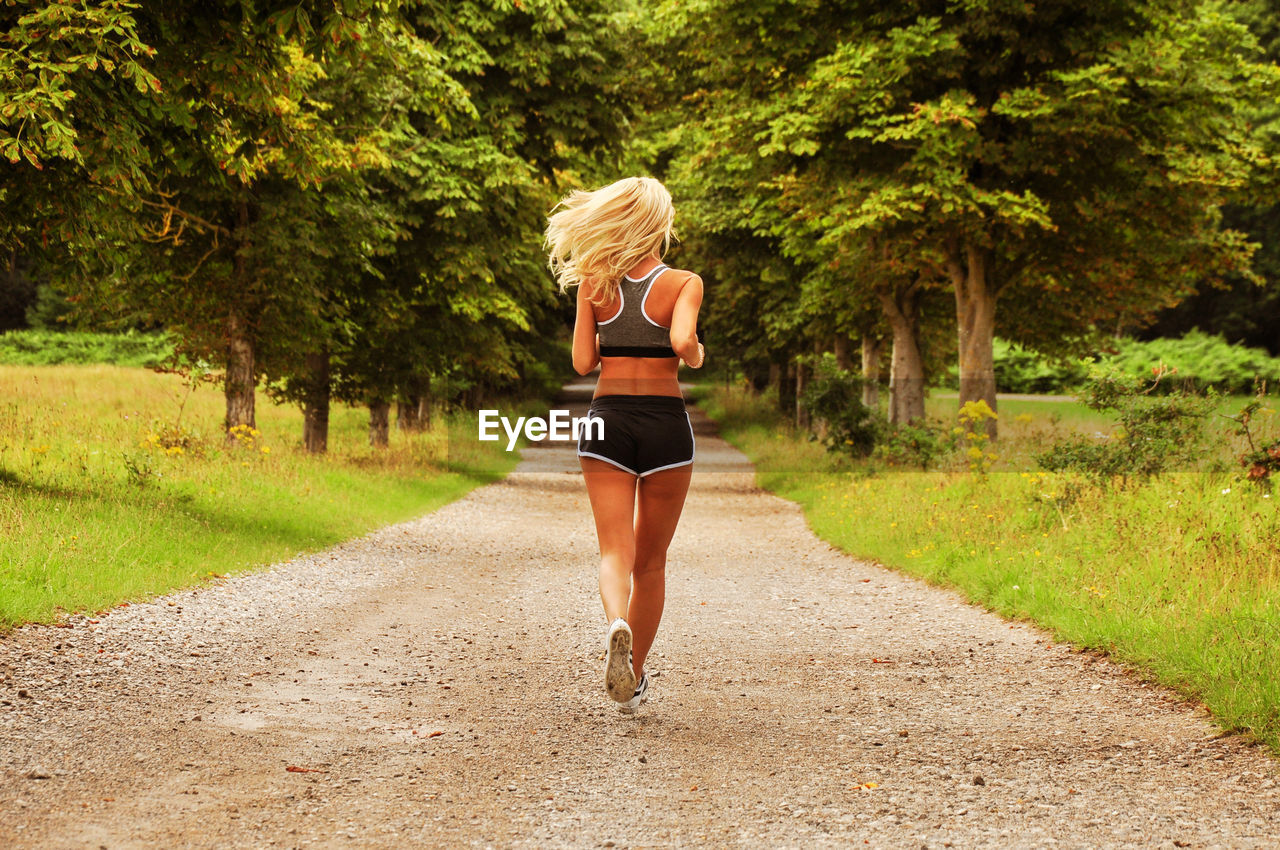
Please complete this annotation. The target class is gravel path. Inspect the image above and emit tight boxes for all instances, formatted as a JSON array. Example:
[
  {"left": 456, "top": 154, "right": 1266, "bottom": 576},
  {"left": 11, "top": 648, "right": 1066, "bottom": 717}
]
[{"left": 2, "top": 380, "right": 1278, "bottom": 848}]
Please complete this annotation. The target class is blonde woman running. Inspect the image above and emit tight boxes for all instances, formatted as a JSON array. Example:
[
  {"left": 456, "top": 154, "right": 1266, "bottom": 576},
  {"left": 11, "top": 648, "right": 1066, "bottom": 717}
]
[{"left": 545, "top": 177, "right": 704, "bottom": 713}]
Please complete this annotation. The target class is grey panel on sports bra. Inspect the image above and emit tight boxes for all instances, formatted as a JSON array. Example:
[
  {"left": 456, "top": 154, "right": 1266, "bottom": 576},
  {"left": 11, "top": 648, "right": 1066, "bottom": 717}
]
[{"left": 597, "top": 265, "right": 671, "bottom": 351}]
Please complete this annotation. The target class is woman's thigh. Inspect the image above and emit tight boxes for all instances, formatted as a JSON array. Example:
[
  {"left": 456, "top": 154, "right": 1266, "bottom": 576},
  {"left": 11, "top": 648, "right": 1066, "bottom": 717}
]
[
  {"left": 580, "top": 456, "right": 637, "bottom": 555},
  {"left": 633, "top": 464, "right": 692, "bottom": 572}
]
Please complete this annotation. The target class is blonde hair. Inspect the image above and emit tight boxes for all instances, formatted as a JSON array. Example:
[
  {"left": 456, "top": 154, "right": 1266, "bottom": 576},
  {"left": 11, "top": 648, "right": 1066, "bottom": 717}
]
[{"left": 544, "top": 176, "right": 675, "bottom": 307}]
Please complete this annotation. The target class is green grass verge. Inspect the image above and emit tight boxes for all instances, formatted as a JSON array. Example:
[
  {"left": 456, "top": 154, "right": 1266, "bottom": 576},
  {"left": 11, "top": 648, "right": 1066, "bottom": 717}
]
[
  {"left": 695, "top": 383, "right": 1280, "bottom": 754},
  {"left": 0, "top": 365, "right": 522, "bottom": 630}
]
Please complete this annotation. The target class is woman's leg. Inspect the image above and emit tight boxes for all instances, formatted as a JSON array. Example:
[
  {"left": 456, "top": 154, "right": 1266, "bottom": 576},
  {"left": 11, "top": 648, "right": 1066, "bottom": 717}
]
[
  {"left": 629, "top": 464, "right": 693, "bottom": 679},
  {"left": 579, "top": 457, "right": 637, "bottom": 621}
]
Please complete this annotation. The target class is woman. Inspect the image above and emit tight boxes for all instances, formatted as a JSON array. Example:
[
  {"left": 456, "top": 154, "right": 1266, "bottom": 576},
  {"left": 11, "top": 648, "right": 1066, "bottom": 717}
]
[{"left": 545, "top": 176, "right": 704, "bottom": 713}]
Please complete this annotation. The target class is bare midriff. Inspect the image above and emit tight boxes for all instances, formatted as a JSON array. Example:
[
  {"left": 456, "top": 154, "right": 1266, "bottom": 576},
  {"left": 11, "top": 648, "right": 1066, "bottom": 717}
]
[{"left": 595, "top": 356, "right": 682, "bottom": 398}]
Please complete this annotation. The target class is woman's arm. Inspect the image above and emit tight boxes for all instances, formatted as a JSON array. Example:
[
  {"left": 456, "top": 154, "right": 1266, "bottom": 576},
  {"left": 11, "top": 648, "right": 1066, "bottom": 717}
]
[
  {"left": 669, "top": 272, "right": 704, "bottom": 368},
  {"left": 571, "top": 283, "right": 601, "bottom": 376}
]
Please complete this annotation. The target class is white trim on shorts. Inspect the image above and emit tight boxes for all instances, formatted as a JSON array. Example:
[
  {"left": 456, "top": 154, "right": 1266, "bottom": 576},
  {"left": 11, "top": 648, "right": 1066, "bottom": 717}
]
[
  {"left": 638, "top": 458, "right": 693, "bottom": 477},
  {"left": 637, "top": 410, "right": 695, "bottom": 477}
]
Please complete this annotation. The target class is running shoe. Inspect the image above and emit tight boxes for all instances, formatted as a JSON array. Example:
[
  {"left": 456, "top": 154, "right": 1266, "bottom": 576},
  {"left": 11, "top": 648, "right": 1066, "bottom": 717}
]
[
  {"left": 618, "top": 670, "right": 649, "bottom": 714},
  {"left": 604, "top": 618, "right": 637, "bottom": 702}
]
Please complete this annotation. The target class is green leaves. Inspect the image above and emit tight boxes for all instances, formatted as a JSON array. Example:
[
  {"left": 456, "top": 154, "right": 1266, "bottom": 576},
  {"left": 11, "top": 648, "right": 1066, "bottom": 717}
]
[
  {"left": 0, "top": 0, "right": 161, "bottom": 171},
  {"left": 653, "top": 0, "right": 1280, "bottom": 377}
]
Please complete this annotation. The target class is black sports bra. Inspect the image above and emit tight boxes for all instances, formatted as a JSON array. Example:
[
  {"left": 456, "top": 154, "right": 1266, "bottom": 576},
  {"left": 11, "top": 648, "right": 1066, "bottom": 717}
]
[{"left": 597, "top": 264, "right": 676, "bottom": 358}]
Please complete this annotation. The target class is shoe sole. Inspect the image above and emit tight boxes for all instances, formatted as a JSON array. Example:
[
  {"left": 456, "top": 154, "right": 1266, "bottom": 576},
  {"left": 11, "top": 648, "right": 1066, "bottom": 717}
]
[
  {"left": 618, "top": 675, "right": 648, "bottom": 714},
  {"left": 605, "top": 624, "right": 636, "bottom": 703}
]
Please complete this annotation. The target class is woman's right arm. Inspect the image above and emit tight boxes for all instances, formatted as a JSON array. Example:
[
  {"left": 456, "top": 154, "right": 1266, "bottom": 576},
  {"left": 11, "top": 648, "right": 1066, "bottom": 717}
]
[
  {"left": 669, "top": 272, "right": 704, "bottom": 368},
  {"left": 572, "top": 283, "right": 601, "bottom": 376}
]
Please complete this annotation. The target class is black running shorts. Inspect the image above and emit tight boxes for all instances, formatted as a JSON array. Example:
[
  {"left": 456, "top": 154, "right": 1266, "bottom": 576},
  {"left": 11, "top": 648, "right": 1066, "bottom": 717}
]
[{"left": 576, "top": 395, "right": 695, "bottom": 476}]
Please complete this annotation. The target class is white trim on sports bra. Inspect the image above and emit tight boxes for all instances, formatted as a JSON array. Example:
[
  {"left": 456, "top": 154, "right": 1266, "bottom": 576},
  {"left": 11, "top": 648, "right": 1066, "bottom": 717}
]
[
  {"left": 624, "top": 263, "right": 665, "bottom": 283},
  {"left": 640, "top": 265, "right": 670, "bottom": 330},
  {"left": 596, "top": 285, "right": 623, "bottom": 325}
]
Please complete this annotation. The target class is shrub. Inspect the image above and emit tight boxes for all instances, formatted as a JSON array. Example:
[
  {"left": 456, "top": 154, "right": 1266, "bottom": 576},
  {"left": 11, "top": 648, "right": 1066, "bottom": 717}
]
[
  {"left": 0, "top": 330, "right": 173, "bottom": 367},
  {"left": 1034, "top": 362, "right": 1219, "bottom": 484},
  {"left": 871, "top": 419, "right": 956, "bottom": 470},
  {"left": 800, "top": 353, "right": 880, "bottom": 457},
  {"left": 1225, "top": 397, "right": 1280, "bottom": 489},
  {"left": 992, "top": 338, "right": 1091, "bottom": 394},
  {"left": 957, "top": 399, "right": 998, "bottom": 473},
  {"left": 1104, "top": 330, "right": 1280, "bottom": 395},
  {"left": 142, "top": 423, "right": 205, "bottom": 458},
  {"left": 935, "top": 332, "right": 1280, "bottom": 396},
  {"left": 933, "top": 337, "right": 1091, "bottom": 393}
]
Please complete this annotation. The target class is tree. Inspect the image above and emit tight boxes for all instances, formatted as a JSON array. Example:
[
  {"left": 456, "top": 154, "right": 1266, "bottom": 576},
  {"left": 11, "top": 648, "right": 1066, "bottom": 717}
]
[
  {"left": 1, "top": 0, "right": 166, "bottom": 334},
  {"left": 655, "top": 0, "right": 1277, "bottom": 439},
  {"left": 321, "top": 0, "right": 635, "bottom": 444},
  {"left": 0, "top": 0, "right": 162, "bottom": 254},
  {"left": 59, "top": 1, "right": 468, "bottom": 437},
  {"left": 1140, "top": 0, "right": 1280, "bottom": 355}
]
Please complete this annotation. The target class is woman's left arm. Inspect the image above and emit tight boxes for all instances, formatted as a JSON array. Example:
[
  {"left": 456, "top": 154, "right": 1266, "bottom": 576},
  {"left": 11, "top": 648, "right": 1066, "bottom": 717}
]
[
  {"left": 571, "top": 283, "right": 600, "bottom": 376},
  {"left": 669, "top": 273, "right": 704, "bottom": 367}
]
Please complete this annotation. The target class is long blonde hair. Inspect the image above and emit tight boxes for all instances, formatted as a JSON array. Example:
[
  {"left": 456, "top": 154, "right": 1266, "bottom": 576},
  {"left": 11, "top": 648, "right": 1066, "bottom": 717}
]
[{"left": 544, "top": 176, "right": 675, "bottom": 307}]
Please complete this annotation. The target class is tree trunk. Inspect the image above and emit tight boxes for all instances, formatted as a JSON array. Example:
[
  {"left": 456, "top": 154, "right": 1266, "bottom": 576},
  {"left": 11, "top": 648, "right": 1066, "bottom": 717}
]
[
  {"left": 302, "top": 350, "right": 330, "bottom": 454},
  {"left": 860, "top": 334, "right": 885, "bottom": 411},
  {"left": 811, "top": 339, "right": 829, "bottom": 439},
  {"left": 368, "top": 400, "right": 390, "bottom": 448},
  {"left": 746, "top": 362, "right": 770, "bottom": 392},
  {"left": 946, "top": 238, "right": 999, "bottom": 441},
  {"left": 397, "top": 398, "right": 422, "bottom": 433},
  {"left": 224, "top": 308, "right": 255, "bottom": 434},
  {"left": 224, "top": 200, "right": 255, "bottom": 437},
  {"left": 878, "top": 281, "right": 926, "bottom": 426},
  {"left": 796, "top": 355, "right": 812, "bottom": 433},
  {"left": 777, "top": 359, "right": 796, "bottom": 417},
  {"left": 833, "top": 336, "right": 854, "bottom": 372},
  {"left": 397, "top": 386, "right": 432, "bottom": 432}
]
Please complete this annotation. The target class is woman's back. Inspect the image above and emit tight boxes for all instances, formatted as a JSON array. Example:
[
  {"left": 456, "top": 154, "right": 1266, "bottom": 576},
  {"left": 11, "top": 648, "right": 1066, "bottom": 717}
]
[{"left": 589, "top": 261, "right": 697, "bottom": 398}]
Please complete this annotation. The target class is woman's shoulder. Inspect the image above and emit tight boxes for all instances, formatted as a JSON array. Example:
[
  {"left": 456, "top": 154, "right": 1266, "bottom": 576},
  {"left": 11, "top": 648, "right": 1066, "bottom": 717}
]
[
  {"left": 581, "top": 277, "right": 618, "bottom": 304},
  {"left": 657, "top": 266, "right": 703, "bottom": 289},
  {"left": 662, "top": 268, "right": 702, "bottom": 304}
]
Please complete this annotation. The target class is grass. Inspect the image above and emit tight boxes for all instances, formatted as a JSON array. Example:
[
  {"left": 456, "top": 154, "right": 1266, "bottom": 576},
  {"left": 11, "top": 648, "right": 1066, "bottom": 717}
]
[
  {"left": 694, "top": 381, "right": 1280, "bottom": 754},
  {"left": 0, "top": 364, "right": 524, "bottom": 630}
]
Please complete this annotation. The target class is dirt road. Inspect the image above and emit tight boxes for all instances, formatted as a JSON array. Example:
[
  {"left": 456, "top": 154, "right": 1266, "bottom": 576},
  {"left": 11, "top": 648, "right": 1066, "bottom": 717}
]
[{"left": 2, "top": 382, "right": 1277, "bottom": 848}]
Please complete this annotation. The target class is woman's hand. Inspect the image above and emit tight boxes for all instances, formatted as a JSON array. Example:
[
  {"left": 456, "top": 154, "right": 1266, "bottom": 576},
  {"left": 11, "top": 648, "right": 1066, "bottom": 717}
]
[{"left": 682, "top": 342, "right": 705, "bottom": 369}]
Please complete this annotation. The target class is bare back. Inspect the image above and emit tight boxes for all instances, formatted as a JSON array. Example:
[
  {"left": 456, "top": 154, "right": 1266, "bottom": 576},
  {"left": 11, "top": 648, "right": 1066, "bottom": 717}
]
[{"left": 588, "top": 263, "right": 697, "bottom": 398}]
